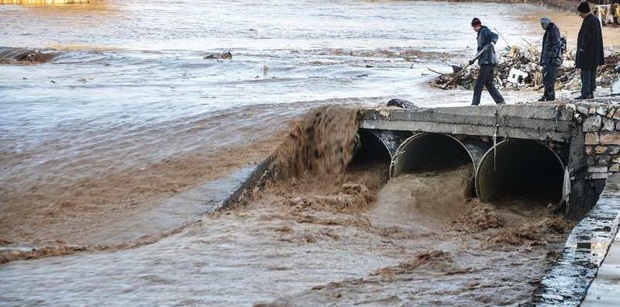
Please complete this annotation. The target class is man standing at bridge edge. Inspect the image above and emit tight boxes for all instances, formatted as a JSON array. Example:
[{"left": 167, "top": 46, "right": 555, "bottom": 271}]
[
  {"left": 470, "top": 17, "right": 505, "bottom": 106},
  {"left": 575, "top": 2, "right": 604, "bottom": 100},
  {"left": 538, "top": 17, "right": 563, "bottom": 102}
]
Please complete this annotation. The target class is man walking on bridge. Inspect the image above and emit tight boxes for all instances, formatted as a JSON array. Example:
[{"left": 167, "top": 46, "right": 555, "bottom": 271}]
[{"left": 470, "top": 18, "right": 505, "bottom": 106}]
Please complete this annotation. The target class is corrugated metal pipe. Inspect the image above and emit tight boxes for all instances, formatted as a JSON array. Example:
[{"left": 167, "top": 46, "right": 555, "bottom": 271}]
[
  {"left": 390, "top": 133, "right": 486, "bottom": 177},
  {"left": 349, "top": 129, "right": 392, "bottom": 167},
  {"left": 475, "top": 139, "right": 564, "bottom": 205}
]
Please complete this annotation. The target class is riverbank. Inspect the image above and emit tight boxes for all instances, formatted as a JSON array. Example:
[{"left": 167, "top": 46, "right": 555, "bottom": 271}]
[{"left": 0, "top": 0, "right": 90, "bottom": 4}]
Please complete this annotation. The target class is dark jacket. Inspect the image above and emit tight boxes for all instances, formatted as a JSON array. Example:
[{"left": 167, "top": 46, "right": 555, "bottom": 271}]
[
  {"left": 540, "top": 22, "right": 562, "bottom": 66},
  {"left": 476, "top": 26, "right": 498, "bottom": 65},
  {"left": 576, "top": 14, "right": 604, "bottom": 69}
]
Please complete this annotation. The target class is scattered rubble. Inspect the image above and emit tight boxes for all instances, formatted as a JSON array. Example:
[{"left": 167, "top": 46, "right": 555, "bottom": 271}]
[
  {"left": 432, "top": 46, "right": 620, "bottom": 92},
  {"left": 204, "top": 50, "right": 232, "bottom": 60},
  {"left": 0, "top": 47, "right": 57, "bottom": 64}
]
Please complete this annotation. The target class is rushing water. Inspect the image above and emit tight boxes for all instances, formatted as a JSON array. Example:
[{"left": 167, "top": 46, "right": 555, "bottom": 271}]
[
  {"left": 0, "top": 0, "right": 551, "bottom": 245},
  {"left": 0, "top": 1, "right": 564, "bottom": 306}
]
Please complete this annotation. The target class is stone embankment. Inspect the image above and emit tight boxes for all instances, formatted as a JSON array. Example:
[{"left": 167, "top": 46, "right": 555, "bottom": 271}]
[{"left": 578, "top": 103, "right": 620, "bottom": 179}]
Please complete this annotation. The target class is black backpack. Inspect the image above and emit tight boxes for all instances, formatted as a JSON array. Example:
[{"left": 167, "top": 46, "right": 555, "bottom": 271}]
[{"left": 560, "top": 36, "right": 567, "bottom": 55}]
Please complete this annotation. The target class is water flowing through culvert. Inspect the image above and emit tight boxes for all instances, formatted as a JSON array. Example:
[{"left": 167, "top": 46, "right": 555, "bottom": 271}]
[
  {"left": 367, "top": 165, "right": 475, "bottom": 232},
  {"left": 476, "top": 139, "right": 565, "bottom": 206},
  {"left": 390, "top": 133, "right": 480, "bottom": 176}
]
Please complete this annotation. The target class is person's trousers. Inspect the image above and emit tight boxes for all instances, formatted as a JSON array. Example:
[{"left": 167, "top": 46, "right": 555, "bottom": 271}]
[
  {"left": 542, "top": 65, "right": 559, "bottom": 100},
  {"left": 472, "top": 64, "right": 504, "bottom": 106},
  {"left": 580, "top": 67, "right": 597, "bottom": 96}
]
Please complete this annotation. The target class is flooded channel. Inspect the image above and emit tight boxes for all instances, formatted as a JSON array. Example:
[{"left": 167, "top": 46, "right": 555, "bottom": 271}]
[
  {"left": 0, "top": 0, "right": 578, "bottom": 305},
  {"left": 1, "top": 106, "right": 571, "bottom": 306}
]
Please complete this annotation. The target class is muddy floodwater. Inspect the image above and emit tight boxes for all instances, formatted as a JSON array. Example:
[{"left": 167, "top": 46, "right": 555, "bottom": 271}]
[
  {"left": 0, "top": 161, "right": 567, "bottom": 306},
  {"left": 0, "top": 105, "right": 572, "bottom": 306},
  {"left": 0, "top": 0, "right": 585, "bottom": 305},
  {"left": 0, "top": 160, "right": 570, "bottom": 306}
]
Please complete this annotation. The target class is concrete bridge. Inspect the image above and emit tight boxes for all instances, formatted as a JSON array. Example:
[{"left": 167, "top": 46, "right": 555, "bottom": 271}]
[
  {"left": 353, "top": 102, "right": 620, "bottom": 304},
  {"left": 354, "top": 103, "right": 620, "bottom": 220}
]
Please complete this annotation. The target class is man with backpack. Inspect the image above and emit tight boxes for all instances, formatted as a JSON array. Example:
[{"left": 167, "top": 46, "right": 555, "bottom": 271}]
[{"left": 538, "top": 17, "right": 563, "bottom": 101}]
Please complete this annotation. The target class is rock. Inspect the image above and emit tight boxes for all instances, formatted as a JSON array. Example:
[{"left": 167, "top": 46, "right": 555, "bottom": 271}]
[
  {"left": 595, "top": 146, "right": 608, "bottom": 154},
  {"left": 588, "top": 106, "right": 597, "bottom": 115},
  {"left": 603, "top": 118, "right": 616, "bottom": 132},
  {"left": 594, "top": 145, "right": 607, "bottom": 155},
  {"left": 582, "top": 116, "right": 602, "bottom": 132},
  {"left": 600, "top": 132, "right": 620, "bottom": 145},
  {"left": 597, "top": 155, "right": 611, "bottom": 166},
  {"left": 585, "top": 133, "right": 600, "bottom": 145},
  {"left": 576, "top": 105, "right": 590, "bottom": 115},
  {"left": 588, "top": 166, "right": 608, "bottom": 173},
  {"left": 606, "top": 108, "right": 616, "bottom": 118}
]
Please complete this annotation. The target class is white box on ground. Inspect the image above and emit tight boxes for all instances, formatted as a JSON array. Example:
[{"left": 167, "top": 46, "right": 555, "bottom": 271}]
[{"left": 507, "top": 68, "right": 528, "bottom": 84}]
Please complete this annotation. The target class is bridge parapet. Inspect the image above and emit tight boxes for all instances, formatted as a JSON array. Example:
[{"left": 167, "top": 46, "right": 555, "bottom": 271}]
[{"left": 361, "top": 105, "right": 573, "bottom": 142}]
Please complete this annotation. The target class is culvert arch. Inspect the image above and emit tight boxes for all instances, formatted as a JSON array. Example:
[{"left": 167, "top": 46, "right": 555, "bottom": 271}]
[
  {"left": 390, "top": 133, "right": 488, "bottom": 177},
  {"left": 475, "top": 139, "right": 564, "bottom": 205},
  {"left": 348, "top": 129, "right": 392, "bottom": 168}
]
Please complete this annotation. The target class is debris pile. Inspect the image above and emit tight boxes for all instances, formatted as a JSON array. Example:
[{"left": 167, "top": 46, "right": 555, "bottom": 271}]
[
  {"left": 432, "top": 46, "right": 620, "bottom": 92},
  {"left": 0, "top": 47, "right": 57, "bottom": 64},
  {"left": 203, "top": 50, "right": 232, "bottom": 60}
]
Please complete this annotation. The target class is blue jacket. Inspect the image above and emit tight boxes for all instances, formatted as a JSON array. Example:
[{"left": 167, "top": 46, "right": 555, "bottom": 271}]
[
  {"left": 540, "top": 22, "right": 562, "bottom": 66},
  {"left": 476, "top": 26, "right": 498, "bottom": 65}
]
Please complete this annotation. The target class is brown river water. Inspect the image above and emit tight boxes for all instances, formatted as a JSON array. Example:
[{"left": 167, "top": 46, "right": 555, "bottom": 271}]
[{"left": 0, "top": 1, "right": 594, "bottom": 305}]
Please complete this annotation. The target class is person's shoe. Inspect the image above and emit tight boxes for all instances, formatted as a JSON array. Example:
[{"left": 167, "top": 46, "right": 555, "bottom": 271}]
[
  {"left": 538, "top": 96, "right": 550, "bottom": 102},
  {"left": 575, "top": 93, "right": 594, "bottom": 100},
  {"left": 496, "top": 101, "right": 506, "bottom": 105}
]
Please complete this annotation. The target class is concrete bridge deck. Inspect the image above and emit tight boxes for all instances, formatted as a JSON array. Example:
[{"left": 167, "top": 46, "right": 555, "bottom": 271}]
[{"left": 361, "top": 104, "right": 573, "bottom": 143}]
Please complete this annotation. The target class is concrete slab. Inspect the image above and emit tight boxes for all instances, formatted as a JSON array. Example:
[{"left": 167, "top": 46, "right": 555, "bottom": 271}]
[{"left": 361, "top": 105, "right": 574, "bottom": 141}]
